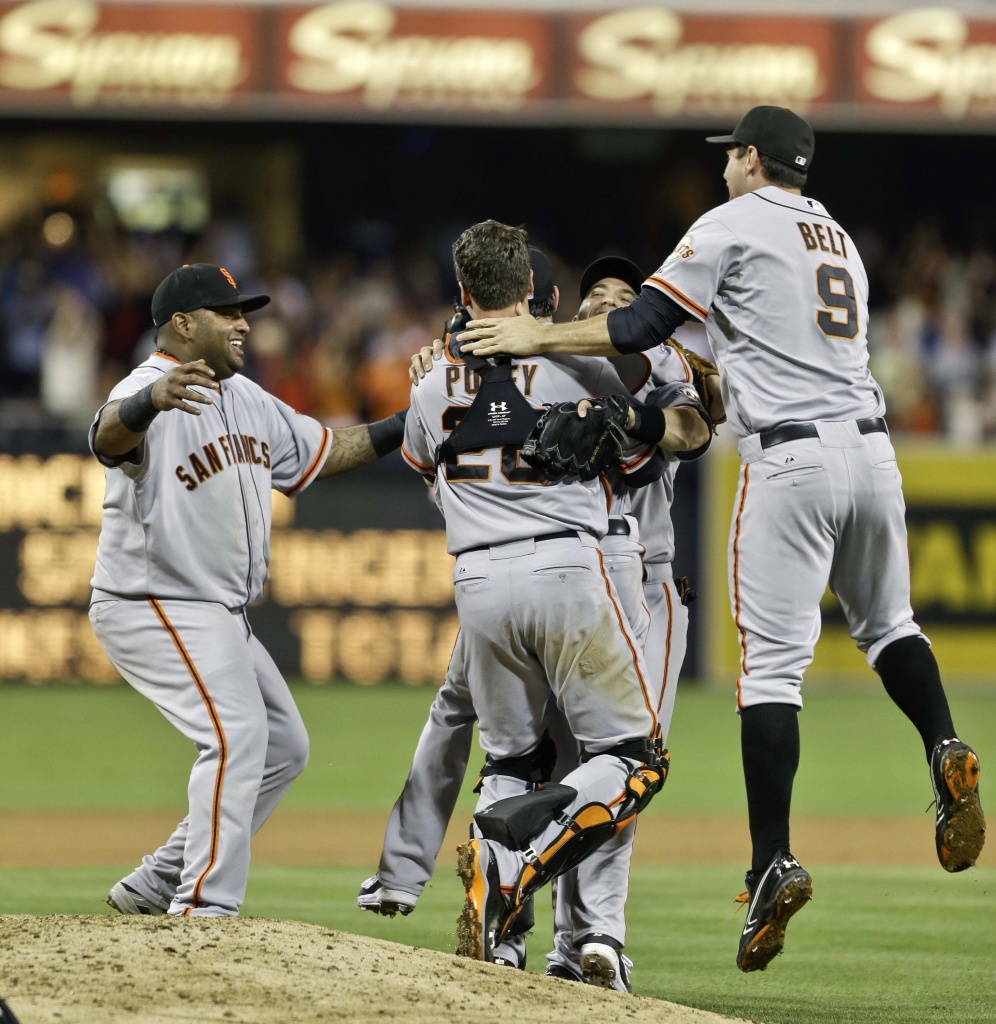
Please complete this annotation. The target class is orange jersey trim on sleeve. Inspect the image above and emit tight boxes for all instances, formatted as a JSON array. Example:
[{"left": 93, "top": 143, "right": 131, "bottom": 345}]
[
  {"left": 285, "top": 427, "right": 331, "bottom": 497},
  {"left": 646, "top": 277, "right": 709, "bottom": 321},
  {"left": 401, "top": 442, "right": 434, "bottom": 473}
]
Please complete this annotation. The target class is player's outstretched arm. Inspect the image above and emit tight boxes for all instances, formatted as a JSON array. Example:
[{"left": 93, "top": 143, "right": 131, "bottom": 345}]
[
  {"left": 657, "top": 405, "right": 712, "bottom": 451},
  {"left": 461, "top": 304, "right": 617, "bottom": 358},
  {"left": 578, "top": 398, "right": 710, "bottom": 453},
  {"left": 93, "top": 359, "right": 219, "bottom": 459},
  {"left": 316, "top": 409, "right": 408, "bottom": 479}
]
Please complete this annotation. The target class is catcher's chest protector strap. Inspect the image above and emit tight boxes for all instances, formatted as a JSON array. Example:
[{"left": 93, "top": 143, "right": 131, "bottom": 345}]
[{"left": 434, "top": 359, "right": 542, "bottom": 465}]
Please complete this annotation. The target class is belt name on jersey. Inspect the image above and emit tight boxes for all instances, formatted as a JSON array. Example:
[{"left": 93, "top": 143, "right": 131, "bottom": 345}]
[{"left": 175, "top": 433, "right": 270, "bottom": 491}]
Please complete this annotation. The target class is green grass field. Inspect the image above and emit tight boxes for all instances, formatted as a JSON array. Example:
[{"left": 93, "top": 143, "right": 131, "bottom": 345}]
[{"left": 1, "top": 682, "right": 994, "bottom": 1023}]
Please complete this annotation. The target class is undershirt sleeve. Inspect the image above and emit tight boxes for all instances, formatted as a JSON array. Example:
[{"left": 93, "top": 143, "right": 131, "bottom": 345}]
[{"left": 607, "top": 289, "right": 688, "bottom": 354}]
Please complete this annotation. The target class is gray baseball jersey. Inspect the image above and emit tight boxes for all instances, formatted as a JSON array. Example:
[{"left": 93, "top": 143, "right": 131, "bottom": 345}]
[
  {"left": 613, "top": 343, "right": 702, "bottom": 568},
  {"left": 89, "top": 352, "right": 328, "bottom": 916},
  {"left": 91, "top": 352, "right": 330, "bottom": 608},
  {"left": 646, "top": 186, "right": 885, "bottom": 438},
  {"left": 648, "top": 186, "right": 921, "bottom": 709},
  {"left": 402, "top": 352, "right": 655, "bottom": 554}
]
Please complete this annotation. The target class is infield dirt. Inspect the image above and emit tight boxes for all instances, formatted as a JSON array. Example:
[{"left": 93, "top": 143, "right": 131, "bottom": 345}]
[
  {"left": 0, "top": 915, "right": 749, "bottom": 1024},
  {"left": 0, "top": 811, "right": 931, "bottom": 1023}
]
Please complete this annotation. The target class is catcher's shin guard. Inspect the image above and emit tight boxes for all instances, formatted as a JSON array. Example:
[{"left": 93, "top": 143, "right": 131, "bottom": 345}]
[
  {"left": 514, "top": 802, "right": 618, "bottom": 905},
  {"left": 474, "top": 783, "right": 577, "bottom": 850},
  {"left": 474, "top": 792, "right": 617, "bottom": 947}
]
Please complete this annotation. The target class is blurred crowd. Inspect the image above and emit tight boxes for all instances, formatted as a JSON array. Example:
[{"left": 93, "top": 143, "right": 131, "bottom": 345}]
[{"left": 3, "top": 209, "right": 996, "bottom": 443}]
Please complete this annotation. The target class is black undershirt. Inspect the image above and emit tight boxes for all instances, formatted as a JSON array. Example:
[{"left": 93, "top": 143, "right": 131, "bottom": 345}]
[{"left": 607, "top": 287, "right": 689, "bottom": 354}]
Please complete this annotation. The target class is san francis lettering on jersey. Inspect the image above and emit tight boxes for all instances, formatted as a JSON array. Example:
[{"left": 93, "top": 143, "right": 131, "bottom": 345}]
[{"left": 175, "top": 433, "right": 271, "bottom": 491}]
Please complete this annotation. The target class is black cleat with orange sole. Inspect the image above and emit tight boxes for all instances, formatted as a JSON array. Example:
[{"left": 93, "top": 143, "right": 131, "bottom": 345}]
[
  {"left": 735, "top": 851, "right": 813, "bottom": 973},
  {"left": 931, "top": 738, "right": 985, "bottom": 872}
]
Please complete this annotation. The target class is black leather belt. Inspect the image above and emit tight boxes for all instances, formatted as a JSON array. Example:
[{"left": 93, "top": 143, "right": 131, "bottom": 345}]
[
  {"left": 606, "top": 518, "right": 630, "bottom": 537},
  {"left": 461, "top": 529, "right": 581, "bottom": 556},
  {"left": 758, "top": 416, "right": 888, "bottom": 450}
]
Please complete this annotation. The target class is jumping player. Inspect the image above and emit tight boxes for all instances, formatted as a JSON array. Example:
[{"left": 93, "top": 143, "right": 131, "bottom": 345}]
[
  {"left": 90, "top": 264, "right": 407, "bottom": 917},
  {"left": 458, "top": 107, "right": 986, "bottom": 972}
]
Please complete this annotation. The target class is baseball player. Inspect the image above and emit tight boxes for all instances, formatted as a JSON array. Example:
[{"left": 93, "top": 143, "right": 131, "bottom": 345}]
[
  {"left": 357, "top": 246, "right": 567, "bottom": 935},
  {"left": 90, "top": 263, "right": 408, "bottom": 917},
  {"left": 402, "top": 220, "right": 712, "bottom": 965},
  {"left": 362, "top": 258, "right": 707, "bottom": 991},
  {"left": 545, "top": 258, "right": 708, "bottom": 989},
  {"left": 458, "top": 107, "right": 985, "bottom": 972}
]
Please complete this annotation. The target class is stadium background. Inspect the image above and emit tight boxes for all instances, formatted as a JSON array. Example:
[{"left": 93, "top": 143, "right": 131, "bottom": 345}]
[{"left": 0, "top": 3, "right": 994, "bottom": 1022}]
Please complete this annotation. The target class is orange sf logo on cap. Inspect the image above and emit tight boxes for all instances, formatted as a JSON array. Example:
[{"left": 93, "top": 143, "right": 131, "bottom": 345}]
[{"left": 220, "top": 267, "right": 237, "bottom": 289}]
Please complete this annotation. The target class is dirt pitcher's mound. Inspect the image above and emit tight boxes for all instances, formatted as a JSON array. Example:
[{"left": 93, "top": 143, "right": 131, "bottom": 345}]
[{"left": 0, "top": 915, "right": 747, "bottom": 1024}]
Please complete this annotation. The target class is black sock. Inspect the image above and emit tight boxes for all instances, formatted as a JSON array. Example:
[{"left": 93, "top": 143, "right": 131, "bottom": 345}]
[
  {"left": 875, "top": 636, "right": 955, "bottom": 760},
  {"left": 741, "top": 703, "right": 800, "bottom": 875}
]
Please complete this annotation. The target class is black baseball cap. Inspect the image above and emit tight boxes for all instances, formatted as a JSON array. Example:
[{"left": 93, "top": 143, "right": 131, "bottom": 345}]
[
  {"left": 579, "top": 256, "right": 646, "bottom": 301},
  {"left": 528, "top": 246, "right": 556, "bottom": 308},
  {"left": 151, "top": 263, "right": 270, "bottom": 327},
  {"left": 706, "top": 105, "right": 815, "bottom": 171}
]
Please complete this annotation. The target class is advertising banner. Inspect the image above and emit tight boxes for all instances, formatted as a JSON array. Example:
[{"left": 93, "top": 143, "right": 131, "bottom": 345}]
[
  {"left": 0, "top": 0, "right": 260, "bottom": 109},
  {"left": 2, "top": 3, "right": 996, "bottom": 127}
]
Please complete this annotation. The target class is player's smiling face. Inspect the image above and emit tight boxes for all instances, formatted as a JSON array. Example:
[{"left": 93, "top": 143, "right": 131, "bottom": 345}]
[
  {"left": 576, "top": 278, "right": 637, "bottom": 320},
  {"left": 191, "top": 305, "right": 249, "bottom": 380}
]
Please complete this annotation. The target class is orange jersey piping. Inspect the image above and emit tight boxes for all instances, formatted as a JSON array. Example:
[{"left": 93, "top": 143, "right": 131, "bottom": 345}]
[
  {"left": 286, "top": 427, "right": 331, "bottom": 497},
  {"left": 647, "top": 277, "right": 708, "bottom": 321},
  {"left": 595, "top": 548, "right": 657, "bottom": 736},
  {"left": 149, "top": 599, "right": 227, "bottom": 910}
]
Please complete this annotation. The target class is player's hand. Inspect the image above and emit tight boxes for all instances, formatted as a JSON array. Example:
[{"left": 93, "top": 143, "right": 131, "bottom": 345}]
[
  {"left": 151, "top": 360, "right": 219, "bottom": 416},
  {"left": 460, "top": 302, "right": 542, "bottom": 358},
  {"left": 410, "top": 338, "right": 444, "bottom": 384},
  {"left": 579, "top": 397, "right": 636, "bottom": 429},
  {"left": 703, "top": 373, "right": 727, "bottom": 425}
]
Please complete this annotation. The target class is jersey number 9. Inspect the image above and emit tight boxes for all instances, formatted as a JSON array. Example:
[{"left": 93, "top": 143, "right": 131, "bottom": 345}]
[{"left": 816, "top": 265, "right": 858, "bottom": 340}]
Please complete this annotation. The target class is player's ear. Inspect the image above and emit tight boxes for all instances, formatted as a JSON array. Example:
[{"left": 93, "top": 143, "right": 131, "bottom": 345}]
[
  {"left": 458, "top": 281, "right": 471, "bottom": 307},
  {"left": 552, "top": 285, "right": 560, "bottom": 314},
  {"left": 171, "top": 311, "right": 196, "bottom": 341}
]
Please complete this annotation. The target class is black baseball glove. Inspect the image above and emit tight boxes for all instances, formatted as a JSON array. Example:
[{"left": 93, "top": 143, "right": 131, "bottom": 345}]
[{"left": 521, "top": 395, "right": 630, "bottom": 482}]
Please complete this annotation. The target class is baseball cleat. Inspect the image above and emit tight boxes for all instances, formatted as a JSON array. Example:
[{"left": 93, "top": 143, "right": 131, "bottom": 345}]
[
  {"left": 356, "top": 875, "right": 418, "bottom": 917},
  {"left": 544, "top": 962, "right": 585, "bottom": 983},
  {"left": 107, "top": 881, "right": 168, "bottom": 916},
  {"left": 930, "top": 739, "right": 985, "bottom": 872},
  {"left": 455, "top": 839, "right": 510, "bottom": 962},
  {"left": 580, "top": 942, "right": 624, "bottom": 991},
  {"left": 735, "top": 851, "right": 812, "bottom": 973}
]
